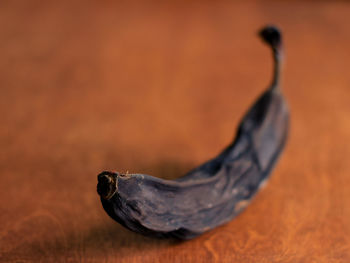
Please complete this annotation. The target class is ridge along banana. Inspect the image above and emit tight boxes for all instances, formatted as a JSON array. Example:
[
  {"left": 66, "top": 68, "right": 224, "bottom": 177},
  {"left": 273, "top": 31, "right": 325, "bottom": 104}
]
[{"left": 97, "top": 25, "right": 289, "bottom": 240}]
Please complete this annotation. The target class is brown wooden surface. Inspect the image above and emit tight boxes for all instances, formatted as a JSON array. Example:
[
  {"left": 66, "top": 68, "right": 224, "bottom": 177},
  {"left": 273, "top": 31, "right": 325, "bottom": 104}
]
[{"left": 1, "top": 1, "right": 350, "bottom": 262}]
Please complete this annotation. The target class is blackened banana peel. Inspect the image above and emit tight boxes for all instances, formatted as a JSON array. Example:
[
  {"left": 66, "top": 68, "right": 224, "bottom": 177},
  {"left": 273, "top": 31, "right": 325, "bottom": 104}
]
[{"left": 97, "top": 26, "right": 289, "bottom": 240}]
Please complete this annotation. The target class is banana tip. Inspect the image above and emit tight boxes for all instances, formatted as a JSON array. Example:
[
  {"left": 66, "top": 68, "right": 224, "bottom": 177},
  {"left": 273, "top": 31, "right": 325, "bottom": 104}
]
[{"left": 97, "top": 171, "right": 118, "bottom": 200}]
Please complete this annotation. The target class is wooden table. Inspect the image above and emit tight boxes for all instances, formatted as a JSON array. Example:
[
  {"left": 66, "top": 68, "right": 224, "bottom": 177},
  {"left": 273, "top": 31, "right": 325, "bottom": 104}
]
[{"left": 1, "top": 1, "right": 349, "bottom": 262}]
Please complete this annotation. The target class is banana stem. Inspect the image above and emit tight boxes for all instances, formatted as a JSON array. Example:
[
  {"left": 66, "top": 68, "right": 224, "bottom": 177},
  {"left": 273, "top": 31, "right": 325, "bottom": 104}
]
[{"left": 259, "top": 25, "right": 283, "bottom": 90}]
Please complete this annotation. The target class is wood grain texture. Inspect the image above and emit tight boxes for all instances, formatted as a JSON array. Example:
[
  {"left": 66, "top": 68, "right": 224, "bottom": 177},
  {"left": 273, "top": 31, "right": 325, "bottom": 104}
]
[{"left": 0, "top": 1, "right": 349, "bottom": 262}]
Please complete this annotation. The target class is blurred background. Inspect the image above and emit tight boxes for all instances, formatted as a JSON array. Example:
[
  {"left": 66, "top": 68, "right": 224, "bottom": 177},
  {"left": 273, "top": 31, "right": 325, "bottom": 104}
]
[{"left": 1, "top": 1, "right": 349, "bottom": 262}]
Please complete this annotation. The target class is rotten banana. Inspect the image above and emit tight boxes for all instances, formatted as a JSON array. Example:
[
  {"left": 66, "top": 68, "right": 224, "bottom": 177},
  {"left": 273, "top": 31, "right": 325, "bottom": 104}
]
[{"left": 97, "top": 25, "right": 289, "bottom": 240}]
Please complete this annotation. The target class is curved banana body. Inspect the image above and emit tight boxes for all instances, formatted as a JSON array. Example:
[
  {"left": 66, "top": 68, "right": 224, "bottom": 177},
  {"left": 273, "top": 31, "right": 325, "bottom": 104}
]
[{"left": 97, "top": 26, "right": 289, "bottom": 239}]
